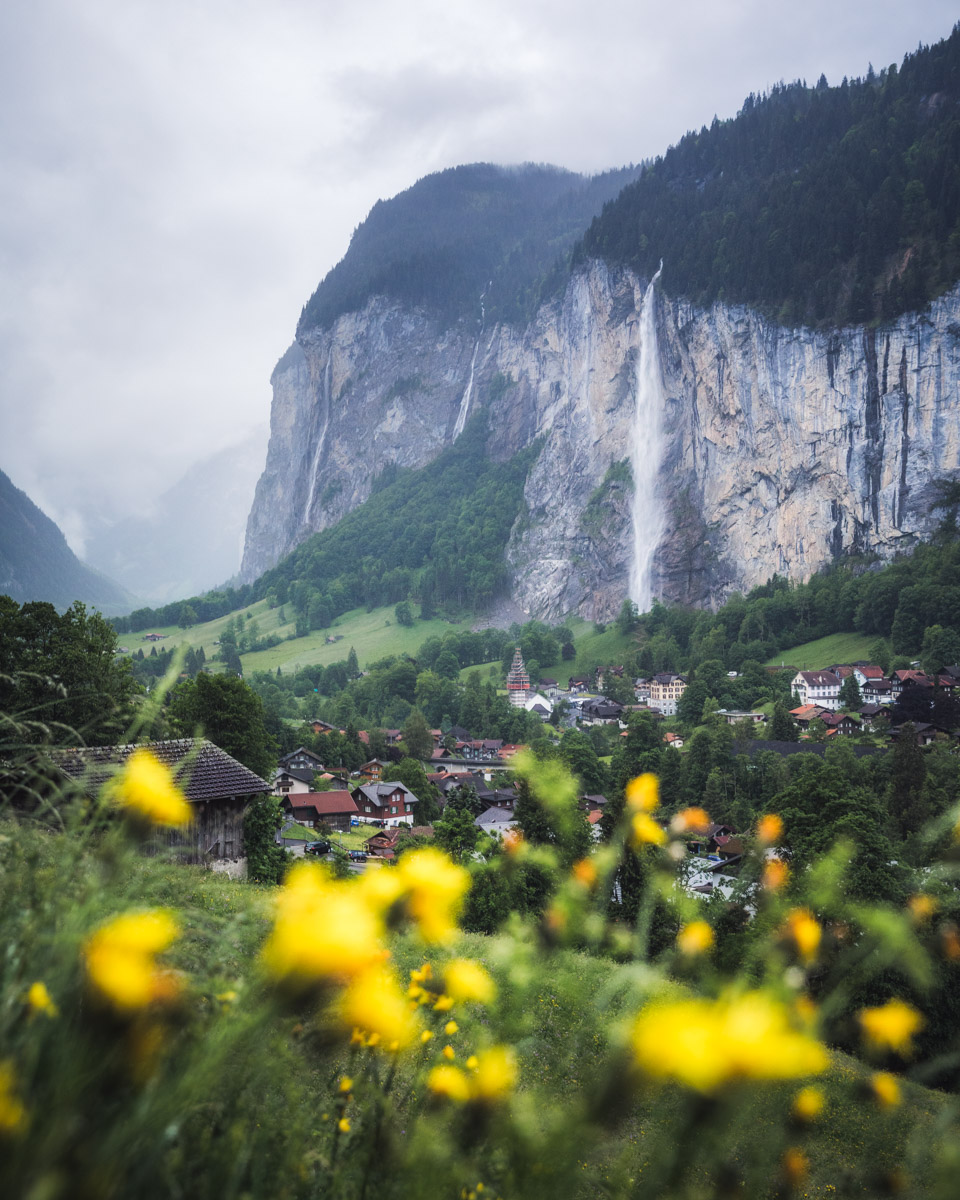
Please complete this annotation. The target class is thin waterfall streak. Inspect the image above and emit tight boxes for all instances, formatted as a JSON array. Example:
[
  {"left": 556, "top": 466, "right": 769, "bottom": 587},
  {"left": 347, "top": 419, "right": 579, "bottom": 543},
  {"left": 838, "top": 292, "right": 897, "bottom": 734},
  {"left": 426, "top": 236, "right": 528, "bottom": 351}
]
[
  {"left": 629, "top": 265, "right": 665, "bottom": 611},
  {"left": 303, "top": 358, "right": 332, "bottom": 524},
  {"left": 453, "top": 290, "right": 486, "bottom": 439}
]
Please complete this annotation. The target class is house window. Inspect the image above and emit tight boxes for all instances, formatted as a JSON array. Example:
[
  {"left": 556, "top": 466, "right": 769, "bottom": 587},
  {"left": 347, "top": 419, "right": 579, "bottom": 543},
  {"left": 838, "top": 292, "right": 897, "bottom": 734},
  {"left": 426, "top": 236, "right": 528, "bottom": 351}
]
[
  {"left": 391, "top": 806, "right": 397, "bottom": 814},
  {"left": 365, "top": 805, "right": 372, "bottom": 812}
]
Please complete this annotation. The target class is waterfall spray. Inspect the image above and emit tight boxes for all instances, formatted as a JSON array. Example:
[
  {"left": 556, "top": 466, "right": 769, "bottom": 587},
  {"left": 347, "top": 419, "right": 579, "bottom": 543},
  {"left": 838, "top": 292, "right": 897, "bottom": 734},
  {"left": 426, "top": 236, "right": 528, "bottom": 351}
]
[
  {"left": 302, "top": 358, "right": 332, "bottom": 525},
  {"left": 628, "top": 264, "right": 665, "bottom": 611},
  {"left": 453, "top": 290, "right": 486, "bottom": 439}
]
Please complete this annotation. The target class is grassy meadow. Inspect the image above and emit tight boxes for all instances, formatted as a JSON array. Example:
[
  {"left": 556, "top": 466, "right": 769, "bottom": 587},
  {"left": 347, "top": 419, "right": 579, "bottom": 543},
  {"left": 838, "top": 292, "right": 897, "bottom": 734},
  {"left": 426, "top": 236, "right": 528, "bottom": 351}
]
[{"left": 764, "top": 632, "right": 884, "bottom": 672}]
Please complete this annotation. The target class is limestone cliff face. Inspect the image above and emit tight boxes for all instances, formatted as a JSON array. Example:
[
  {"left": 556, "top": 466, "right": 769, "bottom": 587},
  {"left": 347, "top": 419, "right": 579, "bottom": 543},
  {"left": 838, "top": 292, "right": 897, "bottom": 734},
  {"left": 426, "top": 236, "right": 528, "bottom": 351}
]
[{"left": 242, "top": 264, "right": 960, "bottom": 620}]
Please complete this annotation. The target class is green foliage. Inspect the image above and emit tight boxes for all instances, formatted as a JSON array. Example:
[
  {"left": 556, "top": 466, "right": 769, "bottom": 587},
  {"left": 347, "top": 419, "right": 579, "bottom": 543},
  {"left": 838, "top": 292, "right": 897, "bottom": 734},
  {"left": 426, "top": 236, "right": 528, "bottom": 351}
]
[
  {"left": 432, "top": 802, "right": 480, "bottom": 862},
  {"left": 0, "top": 596, "right": 139, "bottom": 745},
  {"left": 578, "top": 30, "right": 960, "bottom": 326},
  {"left": 168, "top": 674, "right": 277, "bottom": 779},
  {"left": 243, "top": 794, "right": 286, "bottom": 885}
]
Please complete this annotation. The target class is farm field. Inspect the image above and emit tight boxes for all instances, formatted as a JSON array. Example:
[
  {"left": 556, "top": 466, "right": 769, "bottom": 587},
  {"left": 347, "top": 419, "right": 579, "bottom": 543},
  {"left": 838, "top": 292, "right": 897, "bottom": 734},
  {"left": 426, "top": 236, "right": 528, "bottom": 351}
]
[{"left": 764, "top": 632, "right": 884, "bottom": 672}]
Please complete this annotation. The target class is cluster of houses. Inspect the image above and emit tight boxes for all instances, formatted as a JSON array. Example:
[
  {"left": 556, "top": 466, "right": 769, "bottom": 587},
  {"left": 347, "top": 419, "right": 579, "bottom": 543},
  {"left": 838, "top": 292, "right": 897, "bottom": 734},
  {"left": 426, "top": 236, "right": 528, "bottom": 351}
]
[{"left": 789, "top": 663, "right": 960, "bottom": 745}]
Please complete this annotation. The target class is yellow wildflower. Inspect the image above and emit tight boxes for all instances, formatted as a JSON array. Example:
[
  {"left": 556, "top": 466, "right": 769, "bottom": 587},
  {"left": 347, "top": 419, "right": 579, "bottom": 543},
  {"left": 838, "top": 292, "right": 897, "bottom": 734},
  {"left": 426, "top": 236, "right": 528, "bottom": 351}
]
[
  {"left": 571, "top": 858, "right": 597, "bottom": 888},
  {"left": 110, "top": 748, "right": 192, "bottom": 829},
  {"left": 420, "top": 1030, "right": 434, "bottom": 1044},
  {"left": 784, "top": 908, "right": 821, "bottom": 963},
  {"left": 26, "top": 981, "right": 58, "bottom": 1018},
  {"left": 870, "top": 1071, "right": 902, "bottom": 1108},
  {"left": 471, "top": 1046, "right": 517, "bottom": 1103},
  {"left": 338, "top": 1117, "right": 351, "bottom": 1134},
  {"left": 443, "top": 959, "right": 496, "bottom": 1005},
  {"left": 757, "top": 814, "right": 783, "bottom": 845},
  {"left": 630, "top": 991, "right": 828, "bottom": 1093},
  {"left": 858, "top": 1000, "right": 923, "bottom": 1056},
  {"left": 907, "top": 894, "right": 937, "bottom": 924},
  {"left": 445, "top": 1020, "right": 459, "bottom": 1035},
  {"left": 336, "top": 964, "right": 418, "bottom": 1049},
  {"left": 261, "top": 863, "right": 386, "bottom": 988},
  {"left": 427, "top": 1064, "right": 471, "bottom": 1103},
  {"left": 83, "top": 910, "right": 181, "bottom": 1015},
  {"left": 782, "top": 1147, "right": 809, "bottom": 1187},
  {"left": 671, "top": 807, "right": 711, "bottom": 835},
  {"left": 395, "top": 848, "right": 470, "bottom": 943},
  {"left": 676, "top": 920, "right": 714, "bottom": 956},
  {"left": 466, "top": 1054, "right": 479, "bottom": 1070},
  {"left": 762, "top": 857, "right": 789, "bottom": 891},
  {"left": 791, "top": 1085, "right": 825, "bottom": 1122},
  {"left": 0, "top": 1063, "right": 28, "bottom": 1134},
  {"left": 338, "top": 1076, "right": 353, "bottom": 1093},
  {"left": 625, "top": 773, "right": 659, "bottom": 813},
  {"left": 433, "top": 994, "right": 454, "bottom": 1012},
  {"left": 356, "top": 867, "right": 406, "bottom": 916},
  {"left": 630, "top": 812, "right": 666, "bottom": 848},
  {"left": 443, "top": 1045, "right": 455, "bottom": 1060}
]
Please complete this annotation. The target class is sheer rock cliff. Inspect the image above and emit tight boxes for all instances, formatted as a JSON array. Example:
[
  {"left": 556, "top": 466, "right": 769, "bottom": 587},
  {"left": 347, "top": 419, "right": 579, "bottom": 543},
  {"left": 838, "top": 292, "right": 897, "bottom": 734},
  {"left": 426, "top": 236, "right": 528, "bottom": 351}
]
[{"left": 242, "top": 263, "right": 960, "bottom": 621}]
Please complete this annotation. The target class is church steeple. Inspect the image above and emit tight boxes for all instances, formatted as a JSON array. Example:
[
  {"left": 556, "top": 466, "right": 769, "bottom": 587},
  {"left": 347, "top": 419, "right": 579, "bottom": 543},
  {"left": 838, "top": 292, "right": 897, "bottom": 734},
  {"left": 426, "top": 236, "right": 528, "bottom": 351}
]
[{"left": 505, "top": 646, "right": 530, "bottom": 707}]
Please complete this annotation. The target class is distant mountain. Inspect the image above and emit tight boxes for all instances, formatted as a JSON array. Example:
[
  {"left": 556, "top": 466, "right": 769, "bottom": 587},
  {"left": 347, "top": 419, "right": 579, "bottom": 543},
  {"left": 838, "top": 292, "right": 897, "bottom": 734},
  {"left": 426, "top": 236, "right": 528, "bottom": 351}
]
[
  {"left": 84, "top": 427, "right": 268, "bottom": 605},
  {"left": 0, "top": 469, "right": 131, "bottom": 614}
]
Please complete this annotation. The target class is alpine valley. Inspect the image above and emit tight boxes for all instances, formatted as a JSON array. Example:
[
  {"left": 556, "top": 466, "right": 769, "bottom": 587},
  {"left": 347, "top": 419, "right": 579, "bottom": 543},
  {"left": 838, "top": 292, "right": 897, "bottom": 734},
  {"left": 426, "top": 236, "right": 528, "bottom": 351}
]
[{"left": 239, "top": 31, "right": 960, "bottom": 624}]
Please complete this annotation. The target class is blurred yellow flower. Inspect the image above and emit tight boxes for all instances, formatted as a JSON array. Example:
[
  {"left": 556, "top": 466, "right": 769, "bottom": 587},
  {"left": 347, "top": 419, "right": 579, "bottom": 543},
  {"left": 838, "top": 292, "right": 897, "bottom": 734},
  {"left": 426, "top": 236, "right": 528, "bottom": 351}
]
[
  {"left": 676, "top": 921, "right": 714, "bottom": 956},
  {"left": 625, "top": 774, "right": 659, "bottom": 813},
  {"left": 261, "top": 864, "right": 386, "bottom": 988},
  {"left": 907, "top": 894, "right": 937, "bottom": 924},
  {"left": 503, "top": 829, "right": 524, "bottom": 855},
  {"left": 338, "top": 1076, "right": 353, "bottom": 1093},
  {"left": 671, "top": 807, "right": 711, "bottom": 835},
  {"left": 762, "top": 858, "right": 790, "bottom": 891},
  {"left": 757, "top": 814, "right": 783, "bottom": 845},
  {"left": 420, "top": 1030, "right": 434, "bottom": 1044},
  {"left": 0, "top": 1063, "right": 28, "bottom": 1134},
  {"left": 427, "top": 1064, "right": 471, "bottom": 1103},
  {"left": 396, "top": 848, "right": 469, "bottom": 943},
  {"left": 356, "top": 867, "right": 405, "bottom": 916},
  {"left": 336, "top": 964, "right": 418, "bottom": 1049},
  {"left": 858, "top": 1000, "right": 923, "bottom": 1055},
  {"left": 83, "top": 910, "right": 180, "bottom": 1015},
  {"left": 26, "top": 981, "right": 58, "bottom": 1018},
  {"left": 870, "top": 1071, "right": 902, "bottom": 1108},
  {"left": 784, "top": 908, "right": 821, "bottom": 963},
  {"left": 470, "top": 1046, "right": 517, "bottom": 1103},
  {"left": 631, "top": 991, "right": 827, "bottom": 1093},
  {"left": 792, "top": 1085, "right": 825, "bottom": 1122},
  {"left": 433, "top": 994, "right": 454, "bottom": 1012},
  {"left": 110, "top": 748, "right": 192, "bottom": 829},
  {"left": 444, "top": 959, "right": 496, "bottom": 1005},
  {"left": 445, "top": 1020, "right": 459, "bottom": 1035},
  {"left": 571, "top": 858, "right": 597, "bottom": 888},
  {"left": 630, "top": 812, "right": 666, "bottom": 847},
  {"left": 465, "top": 1054, "right": 479, "bottom": 1070},
  {"left": 338, "top": 1117, "right": 351, "bottom": 1134},
  {"left": 443, "top": 1044, "right": 456, "bottom": 1060},
  {"left": 782, "top": 1147, "right": 809, "bottom": 1186}
]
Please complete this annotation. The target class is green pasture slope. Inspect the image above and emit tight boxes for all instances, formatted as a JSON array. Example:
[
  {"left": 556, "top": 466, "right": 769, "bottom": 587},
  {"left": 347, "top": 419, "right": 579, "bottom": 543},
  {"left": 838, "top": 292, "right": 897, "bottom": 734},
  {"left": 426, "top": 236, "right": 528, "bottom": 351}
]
[
  {"left": 765, "top": 632, "right": 884, "bottom": 672},
  {"left": 116, "top": 600, "right": 477, "bottom": 675}
]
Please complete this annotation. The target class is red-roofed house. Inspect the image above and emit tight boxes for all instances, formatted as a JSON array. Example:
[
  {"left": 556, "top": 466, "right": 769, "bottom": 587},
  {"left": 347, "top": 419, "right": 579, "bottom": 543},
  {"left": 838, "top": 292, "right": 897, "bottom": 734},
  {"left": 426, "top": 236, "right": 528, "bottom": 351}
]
[{"left": 282, "top": 790, "right": 358, "bottom": 832}]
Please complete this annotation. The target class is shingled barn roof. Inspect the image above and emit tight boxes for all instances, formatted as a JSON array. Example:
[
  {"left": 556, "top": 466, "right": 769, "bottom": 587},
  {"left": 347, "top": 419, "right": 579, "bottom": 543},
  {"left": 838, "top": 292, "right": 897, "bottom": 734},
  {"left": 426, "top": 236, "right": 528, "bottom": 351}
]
[{"left": 52, "top": 739, "right": 270, "bottom": 803}]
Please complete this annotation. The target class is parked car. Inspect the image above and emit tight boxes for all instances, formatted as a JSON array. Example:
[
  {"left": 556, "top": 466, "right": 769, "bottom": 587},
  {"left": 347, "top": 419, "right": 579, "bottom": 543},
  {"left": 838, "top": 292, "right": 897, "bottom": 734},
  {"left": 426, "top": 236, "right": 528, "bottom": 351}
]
[
  {"left": 304, "top": 840, "right": 332, "bottom": 856},
  {"left": 348, "top": 850, "right": 367, "bottom": 862}
]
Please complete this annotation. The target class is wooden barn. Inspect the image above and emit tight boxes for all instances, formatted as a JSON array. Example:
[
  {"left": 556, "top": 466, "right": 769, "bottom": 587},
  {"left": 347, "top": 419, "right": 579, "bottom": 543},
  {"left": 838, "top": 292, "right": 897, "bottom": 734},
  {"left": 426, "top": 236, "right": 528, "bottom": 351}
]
[{"left": 53, "top": 738, "right": 270, "bottom": 864}]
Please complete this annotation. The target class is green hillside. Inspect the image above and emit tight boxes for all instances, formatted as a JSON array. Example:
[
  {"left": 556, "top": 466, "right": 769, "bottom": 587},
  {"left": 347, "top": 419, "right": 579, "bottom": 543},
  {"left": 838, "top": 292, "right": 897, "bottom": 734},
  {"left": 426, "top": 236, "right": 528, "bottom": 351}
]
[{"left": 764, "top": 632, "right": 883, "bottom": 671}]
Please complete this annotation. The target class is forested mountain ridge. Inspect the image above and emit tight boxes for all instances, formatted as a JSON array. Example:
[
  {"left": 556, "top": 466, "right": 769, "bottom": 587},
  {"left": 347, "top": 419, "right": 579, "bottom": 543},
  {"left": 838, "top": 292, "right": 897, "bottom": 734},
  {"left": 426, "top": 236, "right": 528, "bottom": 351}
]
[
  {"left": 0, "top": 468, "right": 131, "bottom": 614},
  {"left": 577, "top": 27, "right": 960, "bottom": 327},
  {"left": 296, "top": 162, "right": 643, "bottom": 335}
]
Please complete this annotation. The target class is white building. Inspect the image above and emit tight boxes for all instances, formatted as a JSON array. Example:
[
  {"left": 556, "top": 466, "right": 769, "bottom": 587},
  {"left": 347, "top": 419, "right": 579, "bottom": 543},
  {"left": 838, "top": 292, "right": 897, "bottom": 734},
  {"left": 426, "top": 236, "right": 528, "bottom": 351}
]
[{"left": 790, "top": 670, "right": 841, "bottom": 710}]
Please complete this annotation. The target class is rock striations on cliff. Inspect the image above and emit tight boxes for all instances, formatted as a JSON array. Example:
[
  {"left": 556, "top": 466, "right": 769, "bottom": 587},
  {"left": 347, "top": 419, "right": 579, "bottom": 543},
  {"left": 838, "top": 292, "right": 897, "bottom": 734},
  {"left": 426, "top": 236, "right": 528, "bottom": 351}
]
[{"left": 242, "top": 255, "right": 960, "bottom": 622}]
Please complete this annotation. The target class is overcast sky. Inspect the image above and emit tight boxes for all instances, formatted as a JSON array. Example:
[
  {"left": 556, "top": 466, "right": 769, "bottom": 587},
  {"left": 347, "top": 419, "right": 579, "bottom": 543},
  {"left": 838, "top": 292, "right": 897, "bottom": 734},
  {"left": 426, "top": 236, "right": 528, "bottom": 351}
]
[{"left": 1, "top": 0, "right": 956, "bottom": 552}]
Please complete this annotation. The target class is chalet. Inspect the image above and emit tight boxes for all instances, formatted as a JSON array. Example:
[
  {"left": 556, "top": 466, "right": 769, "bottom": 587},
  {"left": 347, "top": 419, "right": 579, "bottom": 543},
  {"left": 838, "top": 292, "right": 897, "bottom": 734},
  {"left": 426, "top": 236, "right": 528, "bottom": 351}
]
[
  {"left": 358, "top": 758, "right": 389, "bottom": 782},
  {"left": 53, "top": 738, "right": 269, "bottom": 864},
  {"left": 365, "top": 827, "right": 403, "bottom": 858},
  {"left": 475, "top": 786, "right": 517, "bottom": 810},
  {"left": 272, "top": 767, "right": 315, "bottom": 796},
  {"left": 820, "top": 712, "right": 860, "bottom": 736},
  {"left": 862, "top": 678, "right": 894, "bottom": 705},
  {"left": 568, "top": 675, "right": 592, "bottom": 693},
  {"left": 499, "top": 744, "right": 527, "bottom": 761},
  {"left": 475, "top": 807, "right": 519, "bottom": 838},
  {"left": 647, "top": 674, "right": 687, "bottom": 716},
  {"left": 309, "top": 720, "right": 338, "bottom": 735},
  {"left": 890, "top": 670, "right": 933, "bottom": 701},
  {"left": 857, "top": 704, "right": 888, "bottom": 730},
  {"left": 663, "top": 732, "right": 685, "bottom": 748},
  {"left": 581, "top": 699, "right": 624, "bottom": 725},
  {"left": 351, "top": 781, "right": 420, "bottom": 826},
  {"left": 789, "top": 703, "right": 833, "bottom": 729},
  {"left": 791, "top": 671, "right": 841, "bottom": 710},
  {"left": 853, "top": 665, "right": 886, "bottom": 689},
  {"left": 279, "top": 747, "right": 326, "bottom": 774},
  {"left": 539, "top": 678, "right": 560, "bottom": 700},
  {"left": 282, "top": 790, "right": 358, "bottom": 832},
  {"left": 889, "top": 722, "right": 954, "bottom": 747}
]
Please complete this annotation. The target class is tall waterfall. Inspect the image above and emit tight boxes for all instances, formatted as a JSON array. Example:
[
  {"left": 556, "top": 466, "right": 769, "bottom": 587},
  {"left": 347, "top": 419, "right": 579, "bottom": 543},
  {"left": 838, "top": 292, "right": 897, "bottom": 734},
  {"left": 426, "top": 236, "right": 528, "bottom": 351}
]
[
  {"left": 628, "top": 266, "right": 665, "bottom": 611},
  {"left": 302, "top": 358, "right": 332, "bottom": 525}
]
